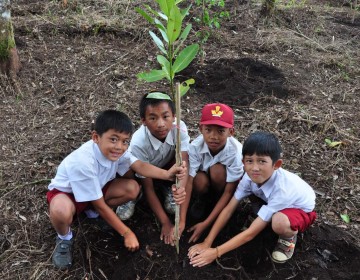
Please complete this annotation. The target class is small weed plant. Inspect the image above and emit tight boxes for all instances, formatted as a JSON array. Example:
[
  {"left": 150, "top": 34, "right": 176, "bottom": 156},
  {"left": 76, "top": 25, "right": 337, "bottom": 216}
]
[
  {"left": 136, "top": 0, "right": 199, "bottom": 99},
  {"left": 193, "top": 0, "right": 230, "bottom": 63}
]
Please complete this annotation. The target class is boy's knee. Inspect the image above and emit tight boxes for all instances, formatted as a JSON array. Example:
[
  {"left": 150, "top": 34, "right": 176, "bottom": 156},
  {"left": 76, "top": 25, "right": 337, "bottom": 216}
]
[
  {"left": 271, "top": 212, "right": 291, "bottom": 235},
  {"left": 209, "top": 164, "right": 226, "bottom": 186},
  {"left": 128, "top": 180, "right": 141, "bottom": 200},
  {"left": 50, "top": 202, "right": 74, "bottom": 222}
]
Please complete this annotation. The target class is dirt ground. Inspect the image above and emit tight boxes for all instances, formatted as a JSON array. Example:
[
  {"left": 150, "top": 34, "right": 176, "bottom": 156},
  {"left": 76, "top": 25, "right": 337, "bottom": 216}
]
[{"left": 1, "top": 0, "right": 360, "bottom": 279}]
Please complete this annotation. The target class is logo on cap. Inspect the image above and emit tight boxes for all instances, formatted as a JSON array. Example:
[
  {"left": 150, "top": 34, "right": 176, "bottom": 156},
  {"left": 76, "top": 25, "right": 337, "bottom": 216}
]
[{"left": 211, "top": 106, "right": 223, "bottom": 117}]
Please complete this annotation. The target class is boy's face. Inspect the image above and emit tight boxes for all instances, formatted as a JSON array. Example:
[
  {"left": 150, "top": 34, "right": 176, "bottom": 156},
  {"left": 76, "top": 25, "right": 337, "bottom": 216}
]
[
  {"left": 200, "top": 124, "right": 234, "bottom": 155},
  {"left": 92, "top": 129, "right": 131, "bottom": 161},
  {"left": 243, "top": 154, "right": 282, "bottom": 186},
  {"left": 142, "top": 102, "right": 175, "bottom": 141}
]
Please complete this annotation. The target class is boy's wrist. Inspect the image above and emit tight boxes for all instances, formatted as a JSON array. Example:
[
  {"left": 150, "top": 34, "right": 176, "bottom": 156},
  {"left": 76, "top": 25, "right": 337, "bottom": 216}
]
[{"left": 121, "top": 228, "right": 131, "bottom": 237}]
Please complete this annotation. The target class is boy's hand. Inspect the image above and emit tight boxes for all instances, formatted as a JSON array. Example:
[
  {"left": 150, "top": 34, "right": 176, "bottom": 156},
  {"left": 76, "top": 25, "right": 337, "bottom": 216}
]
[
  {"left": 160, "top": 221, "right": 175, "bottom": 245},
  {"left": 123, "top": 230, "right": 140, "bottom": 252},
  {"left": 187, "top": 241, "right": 211, "bottom": 259},
  {"left": 187, "top": 221, "right": 207, "bottom": 243},
  {"left": 172, "top": 184, "right": 186, "bottom": 205},
  {"left": 189, "top": 247, "right": 217, "bottom": 267},
  {"left": 167, "top": 161, "right": 187, "bottom": 181}
]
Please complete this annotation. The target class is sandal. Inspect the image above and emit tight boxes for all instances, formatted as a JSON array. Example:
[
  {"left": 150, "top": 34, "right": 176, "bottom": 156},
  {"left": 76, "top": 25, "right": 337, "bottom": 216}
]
[{"left": 271, "top": 235, "right": 297, "bottom": 263}]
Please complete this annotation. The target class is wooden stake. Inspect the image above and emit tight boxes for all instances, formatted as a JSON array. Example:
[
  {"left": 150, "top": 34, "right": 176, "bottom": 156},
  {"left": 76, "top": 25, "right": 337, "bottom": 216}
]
[{"left": 174, "top": 82, "right": 182, "bottom": 254}]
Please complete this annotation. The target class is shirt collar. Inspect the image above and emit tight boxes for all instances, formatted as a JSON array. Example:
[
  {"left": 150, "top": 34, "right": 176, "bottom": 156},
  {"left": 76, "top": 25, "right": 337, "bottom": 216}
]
[
  {"left": 199, "top": 136, "right": 230, "bottom": 156},
  {"left": 259, "top": 169, "right": 279, "bottom": 198},
  {"left": 93, "top": 140, "right": 112, "bottom": 168},
  {"left": 145, "top": 125, "right": 174, "bottom": 150}
]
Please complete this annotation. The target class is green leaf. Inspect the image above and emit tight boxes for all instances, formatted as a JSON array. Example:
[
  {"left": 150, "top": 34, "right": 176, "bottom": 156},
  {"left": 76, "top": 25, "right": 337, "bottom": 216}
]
[
  {"left": 156, "top": 0, "right": 175, "bottom": 16},
  {"left": 172, "top": 44, "right": 199, "bottom": 73},
  {"left": 325, "top": 138, "right": 343, "bottom": 148},
  {"left": 157, "top": 55, "right": 171, "bottom": 80},
  {"left": 135, "top": 8, "right": 154, "bottom": 24},
  {"left": 137, "top": 69, "right": 167, "bottom": 82},
  {"left": 149, "top": 31, "right": 167, "bottom": 55},
  {"left": 167, "top": 5, "right": 182, "bottom": 43},
  {"left": 180, "top": 4, "right": 192, "bottom": 20},
  {"left": 144, "top": 5, "right": 167, "bottom": 21},
  {"left": 154, "top": 19, "right": 169, "bottom": 43},
  {"left": 174, "top": 24, "right": 192, "bottom": 55},
  {"left": 180, "top": 78, "right": 195, "bottom": 96},
  {"left": 340, "top": 214, "right": 350, "bottom": 223},
  {"left": 147, "top": 92, "right": 172, "bottom": 100}
]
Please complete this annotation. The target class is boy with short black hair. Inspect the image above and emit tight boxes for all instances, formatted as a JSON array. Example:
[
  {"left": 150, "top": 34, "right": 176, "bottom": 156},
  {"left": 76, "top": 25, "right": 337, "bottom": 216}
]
[
  {"left": 47, "top": 110, "right": 186, "bottom": 269},
  {"left": 117, "top": 92, "right": 190, "bottom": 245},
  {"left": 184, "top": 103, "right": 244, "bottom": 243},
  {"left": 188, "top": 131, "right": 316, "bottom": 266}
]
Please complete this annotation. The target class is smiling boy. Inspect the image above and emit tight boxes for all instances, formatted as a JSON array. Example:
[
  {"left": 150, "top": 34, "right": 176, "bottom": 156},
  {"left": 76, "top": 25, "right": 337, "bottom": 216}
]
[
  {"left": 188, "top": 131, "right": 316, "bottom": 266},
  {"left": 47, "top": 110, "right": 186, "bottom": 269},
  {"left": 184, "top": 103, "right": 244, "bottom": 243}
]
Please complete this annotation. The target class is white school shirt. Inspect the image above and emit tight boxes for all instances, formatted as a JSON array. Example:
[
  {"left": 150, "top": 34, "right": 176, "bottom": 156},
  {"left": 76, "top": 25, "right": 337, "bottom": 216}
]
[
  {"left": 130, "top": 120, "right": 190, "bottom": 178},
  {"left": 48, "top": 140, "right": 138, "bottom": 202},
  {"left": 188, "top": 135, "right": 244, "bottom": 183},
  {"left": 234, "top": 168, "right": 316, "bottom": 222}
]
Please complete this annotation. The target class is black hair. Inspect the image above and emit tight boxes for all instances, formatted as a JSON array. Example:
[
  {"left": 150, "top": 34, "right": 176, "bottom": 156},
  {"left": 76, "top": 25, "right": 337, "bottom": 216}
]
[
  {"left": 242, "top": 131, "right": 282, "bottom": 163},
  {"left": 94, "top": 110, "right": 133, "bottom": 136},
  {"left": 139, "top": 92, "right": 175, "bottom": 119}
]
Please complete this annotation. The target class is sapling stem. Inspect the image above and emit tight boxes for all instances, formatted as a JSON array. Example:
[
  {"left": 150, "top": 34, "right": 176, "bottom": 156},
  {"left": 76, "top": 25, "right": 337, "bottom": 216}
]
[{"left": 174, "top": 82, "right": 182, "bottom": 254}]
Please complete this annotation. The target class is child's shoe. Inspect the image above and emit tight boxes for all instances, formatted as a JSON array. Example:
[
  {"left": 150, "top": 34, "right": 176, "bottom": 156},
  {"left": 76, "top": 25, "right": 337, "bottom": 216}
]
[
  {"left": 116, "top": 200, "right": 136, "bottom": 220},
  {"left": 163, "top": 186, "right": 176, "bottom": 215},
  {"left": 116, "top": 190, "right": 143, "bottom": 220},
  {"left": 271, "top": 235, "right": 297, "bottom": 263},
  {"left": 52, "top": 237, "right": 73, "bottom": 269}
]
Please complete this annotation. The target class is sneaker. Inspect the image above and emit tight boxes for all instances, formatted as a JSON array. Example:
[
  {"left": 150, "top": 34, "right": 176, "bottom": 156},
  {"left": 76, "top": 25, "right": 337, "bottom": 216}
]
[
  {"left": 163, "top": 186, "right": 176, "bottom": 215},
  {"left": 52, "top": 237, "right": 73, "bottom": 269},
  {"left": 271, "top": 235, "right": 297, "bottom": 263},
  {"left": 116, "top": 200, "right": 136, "bottom": 220}
]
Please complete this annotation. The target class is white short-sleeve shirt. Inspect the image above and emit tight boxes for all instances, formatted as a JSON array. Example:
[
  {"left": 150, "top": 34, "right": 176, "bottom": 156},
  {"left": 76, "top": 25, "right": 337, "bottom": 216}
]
[
  {"left": 188, "top": 135, "right": 244, "bottom": 182},
  {"left": 130, "top": 120, "right": 190, "bottom": 178},
  {"left": 234, "top": 168, "right": 316, "bottom": 222},
  {"left": 48, "top": 140, "right": 138, "bottom": 202}
]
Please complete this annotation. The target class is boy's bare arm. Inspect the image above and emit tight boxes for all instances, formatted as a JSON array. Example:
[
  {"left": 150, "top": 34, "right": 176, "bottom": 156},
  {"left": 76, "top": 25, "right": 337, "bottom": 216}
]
[
  {"left": 141, "top": 177, "right": 174, "bottom": 245},
  {"left": 188, "top": 196, "right": 239, "bottom": 255},
  {"left": 204, "top": 181, "right": 237, "bottom": 227},
  {"left": 131, "top": 160, "right": 186, "bottom": 181},
  {"left": 189, "top": 216, "right": 268, "bottom": 267},
  {"left": 91, "top": 198, "right": 139, "bottom": 251}
]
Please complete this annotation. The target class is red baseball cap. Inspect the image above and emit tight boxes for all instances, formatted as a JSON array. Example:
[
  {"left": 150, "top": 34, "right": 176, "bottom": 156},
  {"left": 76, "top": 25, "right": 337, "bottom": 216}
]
[{"left": 200, "top": 103, "right": 234, "bottom": 128}]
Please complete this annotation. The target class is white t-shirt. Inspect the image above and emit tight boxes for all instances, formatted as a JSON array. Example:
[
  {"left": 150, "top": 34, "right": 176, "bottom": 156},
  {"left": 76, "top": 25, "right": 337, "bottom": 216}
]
[
  {"left": 130, "top": 120, "right": 190, "bottom": 178},
  {"left": 48, "top": 140, "right": 138, "bottom": 202},
  {"left": 188, "top": 135, "right": 244, "bottom": 182},
  {"left": 234, "top": 168, "right": 316, "bottom": 222}
]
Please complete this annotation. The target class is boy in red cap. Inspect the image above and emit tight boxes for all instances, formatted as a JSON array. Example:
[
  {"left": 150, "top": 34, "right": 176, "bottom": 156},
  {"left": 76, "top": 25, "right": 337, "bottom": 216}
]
[{"left": 182, "top": 103, "right": 244, "bottom": 243}]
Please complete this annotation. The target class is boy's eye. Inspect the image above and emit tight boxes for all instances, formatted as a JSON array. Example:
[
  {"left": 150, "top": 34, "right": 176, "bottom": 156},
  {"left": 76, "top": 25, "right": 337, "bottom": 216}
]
[
  {"left": 123, "top": 140, "right": 130, "bottom": 145},
  {"left": 110, "top": 138, "right": 118, "bottom": 143}
]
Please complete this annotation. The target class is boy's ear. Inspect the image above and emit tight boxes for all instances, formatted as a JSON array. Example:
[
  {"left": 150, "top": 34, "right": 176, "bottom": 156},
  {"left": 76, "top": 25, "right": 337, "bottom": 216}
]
[
  {"left": 274, "top": 159, "right": 283, "bottom": 170},
  {"left": 229, "top": 127, "right": 235, "bottom": 136},
  {"left": 92, "top": 131, "right": 99, "bottom": 143},
  {"left": 141, "top": 117, "right": 146, "bottom": 125}
]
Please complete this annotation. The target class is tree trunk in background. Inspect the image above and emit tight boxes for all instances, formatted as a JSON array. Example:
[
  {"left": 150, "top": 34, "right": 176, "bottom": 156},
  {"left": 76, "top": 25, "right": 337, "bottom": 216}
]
[
  {"left": 260, "top": 0, "right": 276, "bottom": 18},
  {"left": 0, "top": 0, "right": 20, "bottom": 76}
]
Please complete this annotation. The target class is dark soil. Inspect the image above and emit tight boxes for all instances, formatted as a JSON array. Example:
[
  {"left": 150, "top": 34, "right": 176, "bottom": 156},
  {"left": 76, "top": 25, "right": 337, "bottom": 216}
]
[{"left": 1, "top": 0, "right": 359, "bottom": 279}]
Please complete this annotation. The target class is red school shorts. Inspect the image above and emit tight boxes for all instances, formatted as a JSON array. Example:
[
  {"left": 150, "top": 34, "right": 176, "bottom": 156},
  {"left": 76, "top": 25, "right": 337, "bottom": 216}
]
[
  {"left": 46, "top": 182, "right": 111, "bottom": 214},
  {"left": 280, "top": 208, "right": 317, "bottom": 232}
]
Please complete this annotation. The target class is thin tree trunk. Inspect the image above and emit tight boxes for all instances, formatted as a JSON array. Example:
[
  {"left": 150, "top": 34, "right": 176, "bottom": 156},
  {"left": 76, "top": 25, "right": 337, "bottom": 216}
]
[{"left": 0, "top": 0, "right": 20, "bottom": 76}]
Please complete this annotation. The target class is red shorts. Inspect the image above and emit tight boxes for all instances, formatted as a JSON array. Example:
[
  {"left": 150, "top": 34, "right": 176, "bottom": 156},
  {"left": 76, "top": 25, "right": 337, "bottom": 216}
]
[
  {"left": 280, "top": 208, "right": 317, "bottom": 232},
  {"left": 46, "top": 183, "right": 110, "bottom": 214}
]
